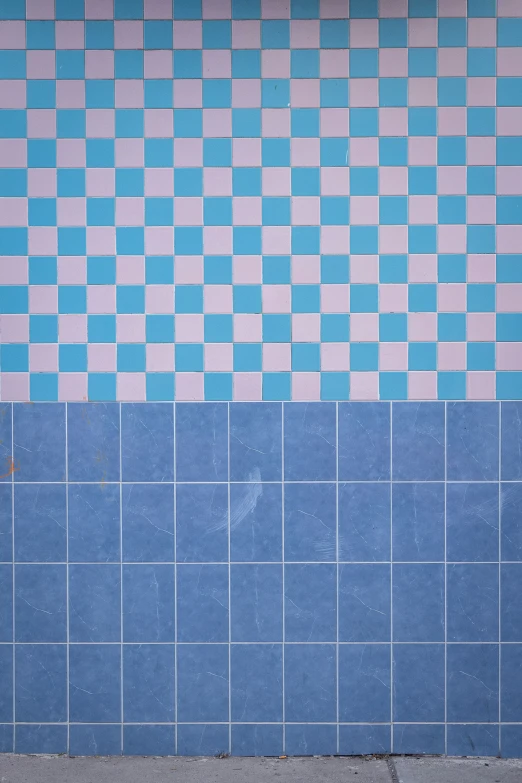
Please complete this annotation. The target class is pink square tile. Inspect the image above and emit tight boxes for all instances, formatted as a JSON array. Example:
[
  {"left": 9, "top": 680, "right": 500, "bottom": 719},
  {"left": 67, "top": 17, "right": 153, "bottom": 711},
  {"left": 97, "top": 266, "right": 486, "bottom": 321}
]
[
  {"left": 498, "top": 283, "right": 522, "bottom": 313},
  {"left": 438, "top": 166, "right": 466, "bottom": 195},
  {"left": 438, "top": 48, "right": 466, "bottom": 77},
  {"left": 115, "top": 138, "right": 144, "bottom": 168},
  {"left": 408, "top": 371, "right": 437, "bottom": 400},
  {"left": 321, "top": 168, "right": 349, "bottom": 196},
  {"left": 467, "top": 77, "right": 496, "bottom": 107},
  {"left": 202, "top": 0, "right": 231, "bottom": 18},
  {"left": 498, "top": 166, "right": 522, "bottom": 196},
  {"left": 321, "top": 0, "right": 350, "bottom": 18},
  {"left": 85, "top": 0, "right": 114, "bottom": 19},
  {"left": 117, "top": 256, "right": 144, "bottom": 285},
  {"left": 114, "top": 21, "right": 143, "bottom": 50},
  {"left": 438, "top": 0, "right": 466, "bottom": 15},
  {"left": 379, "top": 225, "right": 408, "bottom": 253},
  {"left": 350, "top": 256, "right": 378, "bottom": 284},
  {"left": 499, "top": 0, "right": 522, "bottom": 14},
  {"left": 0, "top": 314, "right": 28, "bottom": 343},
  {"left": 321, "top": 343, "right": 350, "bottom": 372},
  {"left": 408, "top": 77, "right": 437, "bottom": 107},
  {"left": 0, "top": 21, "right": 25, "bottom": 49},
  {"left": 175, "top": 373, "right": 204, "bottom": 402},
  {"left": 379, "top": 167, "right": 407, "bottom": 196},
  {"left": 466, "top": 136, "right": 496, "bottom": 165},
  {"left": 118, "top": 373, "right": 146, "bottom": 402},
  {"left": 409, "top": 255, "right": 437, "bottom": 284},
  {"left": 115, "top": 197, "right": 144, "bottom": 226},
  {"left": 261, "top": 0, "right": 290, "bottom": 18},
  {"left": 291, "top": 373, "right": 320, "bottom": 401},
  {"left": 290, "top": 20, "right": 319, "bottom": 48},
  {"left": 144, "top": 0, "right": 172, "bottom": 18},
  {"left": 379, "top": 284, "right": 407, "bottom": 313},
  {"left": 379, "top": 49, "right": 408, "bottom": 77},
  {"left": 146, "top": 286, "right": 173, "bottom": 314},
  {"left": 145, "top": 226, "right": 174, "bottom": 255},
  {"left": 147, "top": 344, "right": 174, "bottom": 373},
  {"left": 57, "top": 197, "right": 85, "bottom": 227},
  {"left": 291, "top": 138, "right": 320, "bottom": 166},
  {"left": 233, "top": 256, "right": 262, "bottom": 284},
  {"left": 27, "top": 109, "right": 56, "bottom": 138},
  {"left": 144, "top": 109, "right": 173, "bottom": 137},
  {"left": 0, "top": 374, "right": 29, "bottom": 402},
  {"left": 175, "top": 313, "right": 204, "bottom": 342},
  {"left": 262, "top": 108, "right": 290, "bottom": 137},
  {"left": 173, "top": 21, "right": 202, "bottom": 49},
  {"left": 349, "top": 19, "right": 378, "bottom": 48},
  {"left": 498, "top": 48, "right": 522, "bottom": 77},
  {"left": 87, "top": 285, "right": 115, "bottom": 314},
  {"left": 320, "top": 50, "right": 349, "bottom": 78},
  {"left": 262, "top": 50, "right": 290, "bottom": 79},
  {"left": 498, "top": 107, "right": 522, "bottom": 136},
  {"left": 174, "top": 197, "right": 203, "bottom": 226},
  {"left": 87, "top": 226, "right": 115, "bottom": 256},
  {"left": 233, "top": 138, "right": 261, "bottom": 167},
  {"left": 437, "top": 224, "right": 466, "bottom": 254},
  {"left": 263, "top": 167, "right": 290, "bottom": 196},
  {"left": 468, "top": 18, "right": 496, "bottom": 47},
  {"left": 56, "top": 139, "right": 86, "bottom": 169},
  {"left": 203, "top": 167, "right": 231, "bottom": 197},
  {"left": 408, "top": 18, "right": 437, "bottom": 47},
  {"left": 233, "top": 196, "right": 262, "bottom": 226},
  {"left": 0, "top": 257, "right": 27, "bottom": 285},
  {"left": 262, "top": 226, "right": 291, "bottom": 254},
  {"left": 204, "top": 226, "right": 233, "bottom": 255},
  {"left": 438, "top": 342, "right": 466, "bottom": 371},
  {"left": 467, "top": 195, "right": 496, "bottom": 225},
  {"left": 438, "top": 107, "right": 467, "bottom": 136},
  {"left": 322, "top": 284, "right": 349, "bottom": 313},
  {"left": 0, "top": 198, "right": 26, "bottom": 227},
  {"left": 232, "top": 20, "right": 261, "bottom": 49},
  {"left": 409, "top": 137, "right": 437, "bottom": 166},
  {"left": 28, "top": 227, "right": 57, "bottom": 256},
  {"left": 205, "top": 344, "right": 233, "bottom": 372},
  {"left": 291, "top": 196, "right": 320, "bottom": 226},
  {"left": 145, "top": 168, "right": 173, "bottom": 198},
  {"left": 203, "top": 50, "right": 232, "bottom": 78},
  {"left": 291, "top": 256, "right": 320, "bottom": 284},
  {"left": 59, "top": 314, "right": 86, "bottom": 343},
  {"left": 174, "top": 138, "right": 202, "bottom": 167},
  {"left": 350, "top": 372, "right": 379, "bottom": 401},
  {"left": 175, "top": 257, "right": 203, "bottom": 285},
  {"left": 30, "top": 344, "right": 58, "bottom": 373},
  {"left": 85, "top": 50, "right": 114, "bottom": 79},
  {"left": 262, "top": 285, "right": 291, "bottom": 313},
  {"left": 321, "top": 225, "right": 350, "bottom": 255},
  {"left": 498, "top": 344, "right": 522, "bottom": 371},
  {"left": 55, "top": 21, "right": 84, "bottom": 49},
  {"left": 173, "top": 80, "right": 201, "bottom": 109},
  {"left": 203, "top": 108, "right": 232, "bottom": 137},
  {"left": 263, "top": 343, "right": 291, "bottom": 372},
  {"left": 380, "top": 343, "right": 408, "bottom": 371},
  {"left": 233, "top": 372, "right": 262, "bottom": 401},
  {"left": 29, "top": 285, "right": 57, "bottom": 314},
  {"left": 350, "top": 313, "right": 379, "bottom": 341},
  {"left": 349, "top": 137, "right": 378, "bottom": 166},
  {"left": 115, "top": 80, "right": 144, "bottom": 109},
  {"left": 59, "top": 374, "right": 87, "bottom": 402},
  {"left": 292, "top": 313, "right": 320, "bottom": 342},
  {"left": 26, "top": 50, "right": 55, "bottom": 79},
  {"left": 438, "top": 283, "right": 467, "bottom": 312},
  {"left": 117, "top": 314, "right": 145, "bottom": 343},
  {"left": 232, "top": 79, "right": 261, "bottom": 109},
  {"left": 145, "top": 50, "right": 173, "bottom": 79},
  {"left": 467, "top": 312, "right": 495, "bottom": 341},
  {"left": 408, "top": 195, "right": 437, "bottom": 225},
  {"left": 27, "top": 0, "right": 54, "bottom": 19},
  {"left": 0, "top": 139, "right": 26, "bottom": 168},
  {"left": 204, "top": 284, "right": 233, "bottom": 314},
  {"left": 467, "top": 255, "right": 495, "bottom": 284},
  {"left": 349, "top": 79, "right": 378, "bottom": 108},
  {"left": 291, "top": 79, "right": 319, "bottom": 109},
  {"left": 467, "top": 372, "right": 495, "bottom": 400},
  {"left": 350, "top": 196, "right": 378, "bottom": 225},
  {"left": 233, "top": 313, "right": 262, "bottom": 342},
  {"left": 408, "top": 312, "right": 437, "bottom": 341},
  {"left": 0, "top": 81, "right": 26, "bottom": 109},
  {"left": 498, "top": 225, "right": 522, "bottom": 254},
  {"left": 58, "top": 257, "right": 86, "bottom": 285},
  {"left": 379, "top": 108, "right": 407, "bottom": 136},
  {"left": 86, "top": 109, "right": 115, "bottom": 138}
]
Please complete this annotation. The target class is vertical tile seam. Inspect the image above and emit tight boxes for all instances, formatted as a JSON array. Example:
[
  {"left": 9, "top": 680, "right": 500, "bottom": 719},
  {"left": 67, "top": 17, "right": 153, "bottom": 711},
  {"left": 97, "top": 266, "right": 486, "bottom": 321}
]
[
  {"left": 390, "top": 401, "right": 393, "bottom": 754},
  {"left": 228, "top": 401, "right": 232, "bottom": 754},
  {"left": 281, "top": 402, "right": 285, "bottom": 754},
  {"left": 65, "top": 401, "right": 69, "bottom": 752},
  {"left": 444, "top": 400, "right": 448, "bottom": 754},
  {"left": 335, "top": 401, "right": 339, "bottom": 755},
  {"left": 498, "top": 401, "right": 502, "bottom": 755},
  {"left": 11, "top": 403, "right": 15, "bottom": 750},
  {"left": 119, "top": 402, "right": 123, "bottom": 753},
  {"left": 173, "top": 401, "right": 178, "bottom": 755}
]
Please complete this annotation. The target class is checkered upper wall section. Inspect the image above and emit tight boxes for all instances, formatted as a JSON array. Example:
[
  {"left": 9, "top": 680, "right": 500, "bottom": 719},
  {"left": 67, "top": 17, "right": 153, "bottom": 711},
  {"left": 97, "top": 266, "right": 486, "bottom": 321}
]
[{"left": 0, "top": 0, "right": 521, "bottom": 402}]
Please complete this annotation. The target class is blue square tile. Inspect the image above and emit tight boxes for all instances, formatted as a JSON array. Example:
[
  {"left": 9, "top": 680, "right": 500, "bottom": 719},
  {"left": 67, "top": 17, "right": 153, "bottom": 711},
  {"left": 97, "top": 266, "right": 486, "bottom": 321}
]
[
  {"left": 230, "top": 402, "right": 282, "bottom": 481},
  {"left": 447, "top": 644, "right": 499, "bottom": 723},
  {"left": 285, "top": 564, "right": 336, "bottom": 642},
  {"left": 177, "top": 725, "right": 229, "bottom": 756},
  {"left": 447, "top": 403, "right": 499, "bottom": 481},
  {"left": 177, "top": 564, "right": 228, "bottom": 642},
  {"left": 68, "top": 402, "right": 119, "bottom": 476},
  {"left": 0, "top": 645, "right": 12, "bottom": 723},
  {"left": 68, "top": 484, "right": 120, "bottom": 563},
  {"left": 69, "top": 725, "right": 122, "bottom": 756},
  {"left": 447, "top": 564, "right": 499, "bottom": 643},
  {"left": 0, "top": 403, "right": 12, "bottom": 487},
  {"left": 502, "top": 565, "right": 522, "bottom": 642},
  {"left": 0, "top": 724, "right": 13, "bottom": 753},
  {"left": 392, "top": 483, "right": 445, "bottom": 562},
  {"left": 231, "top": 644, "right": 283, "bottom": 722},
  {"left": 122, "top": 484, "right": 174, "bottom": 563},
  {"left": 393, "top": 724, "right": 445, "bottom": 755},
  {"left": 121, "top": 403, "right": 174, "bottom": 482},
  {"left": 447, "top": 725, "right": 499, "bottom": 758},
  {"left": 284, "top": 644, "right": 336, "bottom": 722},
  {"left": 501, "top": 644, "right": 522, "bottom": 722},
  {"left": 338, "top": 483, "right": 390, "bottom": 562},
  {"left": 502, "top": 726, "right": 522, "bottom": 758},
  {"left": 502, "top": 402, "right": 522, "bottom": 480},
  {"left": 176, "top": 484, "right": 227, "bottom": 563},
  {"left": 0, "top": 485, "right": 12, "bottom": 562},
  {"left": 447, "top": 483, "right": 499, "bottom": 563},
  {"left": 339, "top": 725, "right": 391, "bottom": 756},
  {"left": 122, "top": 564, "right": 174, "bottom": 643},
  {"left": 230, "top": 564, "right": 282, "bottom": 642},
  {"left": 176, "top": 403, "right": 228, "bottom": 482},
  {"left": 123, "top": 644, "right": 175, "bottom": 722},
  {"left": 284, "top": 483, "right": 336, "bottom": 562},
  {"left": 14, "top": 484, "right": 66, "bottom": 563},
  {"left": 177, "top": 644, "right": 229, "bottom": 722},
  {"left": 0, "top": 565, "right": 12, "bottom": 642},
  {"left": 393, "top": 644, "right": 445, "bottom": 722},
  {"left": 502, "top": 484, "right": 522, "bottom": 561},
  {"left": 284, "top": 402, "right": 336, "bottom": 481},
  {"left": 339, "top": 644, "right": 391, "bottom": 722},
  {"left": 393, "top": 564, "right": 444, "bottom": 642},
  {"left": 69, "top": 644, "right": 121, "bottom": 723},
  {"left": 69, "top": 565, "right": 121, "bottom": 643},
  {"left": 15, "top": 725, "right": 67, "bottom": 755},
  {"left": 232, "top": 724, "right": 283, "bottom": 757},
  {"left": 13, "top": 403, "right": 66, "bottom": 482},
  {"left": 15, "top": 644, "right": 66, "bottom": 723},
  {"left": 392, "top": 402, "right": 445, "bottom": 481},
  {"left": 338, "top": 402, "right": 390, "bottom": 481},
  {"left": 285, "top": 724, "right": 337, "bottom": 756},
  {"left": 15, "top": 565, "right": 66, "bottom": 642},
  {"left": 338, "top": 564, "right": 391, "bottom": 642},
  {"left": 123, "top": 726, "right": 175, "bottom": 757}
]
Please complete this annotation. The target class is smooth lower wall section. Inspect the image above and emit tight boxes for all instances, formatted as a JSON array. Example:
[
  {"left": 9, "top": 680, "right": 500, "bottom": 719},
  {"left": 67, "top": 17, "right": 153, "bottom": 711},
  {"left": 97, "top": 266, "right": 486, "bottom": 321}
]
[{"left": 0, "top": 400, "right": 521, "bottom": 757}]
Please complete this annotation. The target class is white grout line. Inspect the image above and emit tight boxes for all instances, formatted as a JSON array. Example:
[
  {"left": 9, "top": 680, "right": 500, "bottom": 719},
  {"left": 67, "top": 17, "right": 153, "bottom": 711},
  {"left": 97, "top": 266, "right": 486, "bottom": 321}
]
[
  {"left": 65, "top": 402, "right": 70, "bottom": 753},
  {"left": 119, "top": 402, "right": 123, "bottom": 753},
  {"left": 444, "top": 401, "right": 448, "bottom": 755},
  {"left": 11, "top": 403, "right": 15, "bottom": 752},
  {"left": 173, "top": 401, "right": 178, "bottom": 756},
  {"left": 281, "top": 401, "right": 285, "bottom": 755},
  {"left": 335, "top": 401, "right": 339, "bottom": 755},
  {"left": 389, "top": 402, "right": 393, "bottom": 754},
  {"left": 498, "top": 402, "right": 502, "bottom": 757},
  {"left": 227, "top": 401, "right": 232, "bottom": 755}
]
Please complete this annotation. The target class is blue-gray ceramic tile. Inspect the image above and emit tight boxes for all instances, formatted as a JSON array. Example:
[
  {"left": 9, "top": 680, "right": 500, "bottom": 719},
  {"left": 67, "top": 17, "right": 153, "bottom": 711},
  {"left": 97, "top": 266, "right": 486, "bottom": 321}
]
[
  {"left": 501, "top": 483, "right": 522, "bottom": 561},
  {"left": 501, "top": 564, "right": 522, "bottom": 642},
  {"left": 177, "top": 644, "right": 229, "bottom": 722},
  {"left": 15, "top": 564, "right": 66, "bottom": 642},
  {"left": 0, "top": 403, "right": 12, "bottom": 485},
  {"left": 501, "top": 644, "right": 522, "bottom": 721},
  {"left": 177, "top": 564, "right": 228, "bottom": 643},
  {"left": 0, "top": 565, "right": 12, "bottom": 642},
  {"left": 447, "top": 644, "right": 499, "bottom": 723},
  {"left": 122, "top": 483, "right": 174, "bottom": 562},
  {"left": 69, "top": 725, "right": 122, "bottom": 756},
  {"left": 122, "top": 564, "right": 174, "bottom": 643},
  {"left": 15, "top": 725, "right": 67, "bottom": 755},
  {"left": 230, "top": 402, "right": 282, "bottom": 481},
  {"left": 338, "top": 402, "right": 390, "bottom": 481},
  {"left": 447, "top": 402, "right": 499, "bottom": 481},
  {"left": 392, "top": 402, "right": 445, "bottom": 481},
  {"left": 502, "top": 726, "right": 522, "bottom": 758},
  {"left": 284, "top": 402, "right": 336, "bottom": 481},
  {"left": 339, "top": 644, "right": 391, "bottom": 722},
  {"left": 230, "top": 564, "right": 282, "bottom": 642},
  {"left": 0, "top": 485, "right": 12, "bottom": 562},
  {"left": 15, "top": 644, "right": 66, "bottom": 722},
  {"left": 0, "top": 724, "right": 13, "bottom": 753},
  {"left": 393, "top": 725, "right": 445, "bottom": 755},
  {"left": 68, "top": 484, "right": 120, "bottom": 563},
  {"left": 392, "top": 564, "right": 444, "bottom": 642},
  {"left": 285, "top": 563, "right": 336, "bottom": 642},
  {"left": 284, "top": 483, "right": 336, "bottom": 561},
  {"left": 176, "top": 403, "right": 228, "bottom": 482},
  {"left": 338, "top": 483, "right": 390, "bottom": 562},
  {"left": 123, "top": 726, "right": 175, "bottom": 757},
  {"left": 121, "top": 403, "right": 174, "bottom": 482},
  {"left": 392, "top": 483, "right": 444, "bottom": 562},
  {"left": 69, "top": 564, "right": 121, "bottom": 642},
  {"left": 176, "top": 483, "right": 228, "bottom": 563},
  {"left": 393, "top": 644, "right": 445, "bottom": 722},
  {"left": 231, "top": 644, "right": 283, "bottom": 722},
  {"left": 502, "top": 402, "right": 522, "bottom": 480},
  {"left": 67, "top": 403, "right": 120, "bottom": 482},
  {"left": 338, "top": 564, "right": 391, "bottom": 642},
  {"left": 14, "top": 484, "right": 66, "bottom": 563},
  {"left": 230, "top": 483, "right": 282, "bottom": 562},
  {"left": 123, "top": 644, "right": 175, "bottom": 723},
  {"left": 232, "top": 724, "right": 283, "bottom": 757},
  {"left": 447, "top": 564, "right": 499, "bottom": 642},
  {"left": 284, "top": 644, "right": 336, "bottom": 723},
  {"left": 284, "top": 724, "right": 337, "bottom": 756},
  {"left": 0, "top": 646, "right": 12, "bottom": 722},
  {"left": 69, "top": 644, "right": 121, "bottom": 723},
  {"left": 447, "top": 483, "right": 499, "bottom": 563},
  {"left": 177, "top": 724, "right": 230, "bottom": 757},
  {"left": 338, "top": 725, "right": 391, "bottom": 756},
  {"left": 447, "top": 724, "right": 499, "bottom": 757},
  {"left": 13, "top": 404, "right": 66, "bottom": 482}
]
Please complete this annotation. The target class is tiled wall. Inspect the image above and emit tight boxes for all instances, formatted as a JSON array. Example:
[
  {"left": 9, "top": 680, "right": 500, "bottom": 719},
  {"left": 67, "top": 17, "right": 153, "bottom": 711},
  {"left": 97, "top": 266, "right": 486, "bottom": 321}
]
[
  {"left": 0, "top": 0, "right": 521, "bottom": 402},
  {"left": 0, "top": 400, "right": 521, "bottom": 757}
]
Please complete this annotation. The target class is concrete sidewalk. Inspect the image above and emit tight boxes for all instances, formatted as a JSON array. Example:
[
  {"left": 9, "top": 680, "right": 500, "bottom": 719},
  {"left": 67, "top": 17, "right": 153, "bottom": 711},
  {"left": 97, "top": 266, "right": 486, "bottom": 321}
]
[{"left": 1, "top": 755, "right": 522, "bottom": 783}]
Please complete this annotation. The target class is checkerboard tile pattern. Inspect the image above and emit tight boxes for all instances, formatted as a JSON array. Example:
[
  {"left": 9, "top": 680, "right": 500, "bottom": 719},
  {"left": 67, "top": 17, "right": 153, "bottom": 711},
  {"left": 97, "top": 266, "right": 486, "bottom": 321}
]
[{"left": 0, "top": 0, "right": 521, "bottom": 402}]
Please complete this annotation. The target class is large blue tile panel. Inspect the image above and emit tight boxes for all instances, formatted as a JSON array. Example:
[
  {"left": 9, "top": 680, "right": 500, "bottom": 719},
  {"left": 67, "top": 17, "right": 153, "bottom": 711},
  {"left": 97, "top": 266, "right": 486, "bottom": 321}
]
[
  {"left": 393, "top": 564, "right": 444, "bottom": 642},
  {"left": 69, "top": 725, "right": 122, "bottom": 757},
  {"left": 123, "top": 726, "right": 175, "bottom": 757},
  {"left": 338, "top": 564, "right": 391, "bottom": 642},
  {"left": 339, "top": 644, "right": 391, "bottom": 723},
  {"left": 338, "top": 402, "right": 390, "bottom": 481},
  {"left": 284, "top": 563, "right": 336, "bottom": 642},
  {"left": 284, "top": 403, "right": 336, "bottom": 481},
  {"left": 230, "top": 483, "right": 282, "bottom": 562},
  {"left": 177, "top": 564, "right": 228, "bottom": 642},
  {"left": 177, "top": 725, "right": 230, "bottom": 757},
  {"left": 284, "top": 725, "right": 337, "bottom": 756},
  {"left": 502, "top": 726, "right": 522, "bottom": 759},
  {"left": 69, "top": 565, "right": 121, "bottom": 642},
  {"left": 15, "top": 725, "right": 67, "bottom": 755},
  {"left": 176, "top": 403, "right": 228, "bottom": 482},
  {"left": 501, "top": 483, "right": 522, "bottom": 561},
  {"left": 284, "top": 482, "right": 336, "bottom": 561},
  {"left": 176, "top": 483, "right": 228, "bottom": 563},
  {"left": 284, "top": 644, "right": 336, "bottom": 723},
  {"left": 0, "top": 724, "right": 13, "bottom": 753},
  {"left": 123, "top": 644, "right": 175, "bottom": 722},
  {"left": 0, "top": 485, "right": 12, "bottom": 562},
  {"left": 339, "top": 725, "right": 391, "bottom": 756},
  {"left": 501, "top": 644, "right": 522, "bottom": 721},
  {"left": 0, "top": 645, "right": 12, "bottom": 723},
  {"left": 68, "top": 484, "right": 120, "bottom": 563},
  {"left": 447, "top": 725, "right": 499, "bottom": 758},
  {"left": 13, "top": 403, "right": 66, "bottom": 482},
  {"left": 15, "top": 644, "right": 66, "bottom": 723},
  {"left": 232, "top": 724, "right": 284, "bottom": 757},
  {"left": 67, "top": 403, "right": 120, "bottom": 482},
  {"left": 501, "top": 564, "right": 522, "bottom": 641},
  {"left": 447, "top": 564, "right": 499, "bottom": 642},
  {"left": 393, "top": 644, "right": 445, "bottom": 722},
  {"left": 14, "top": 484, "right": 66, "bottom": 563},
  {"left": 122, "top": 483, "right": 174, "bottom": 562},
  {"left": 447, "top": 402, "right": 499, "bottom": 481},
  {"left": 0, "top": 564, "right": 12, "bottom": 641},
  {"left": 391, "top": 402, "right": 445, "bottom": 481},
  {"left": 69, "top": 644, "right": 121, "bottom": 723},
  {"left": 231, "top": 644, "right": 283, "bottom": 722},
  {"left": 230, "top": 564, "right": 282, "bottom": 642},
  {"left": 0, "top": 403, "right": 12, "bottom": 485},
  {"left": 447, "top": 644, "right": 499, "bottom": 723},
  {"left": 392, "top": 483, "right": 445, "bottom": 562},
  {"left": 121, "top": 403, "right": 174, "bottom": 482},
  {"left": 447, "top": 483, "right": 499, "bottom": 563},
  {"left": 177, "top": 644, "right": 229, "bottom": 723},
  {"left": 501, "top": 402, "right": 522, "bottom": 480},
  {"left": 393, "top": 725, "right": 445, "bottom": 756},
  {"left": 230, "top": 402, "right": 282, "bottom": 481},
  {"left": 122, "top": 564, "right": 175, "bottom": 642},
  {"left": 338, "top": 483, "right": 390, "bottom": 562},
  {"left": 15, "top": 565, "right": 66, "bottom": 642}
]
